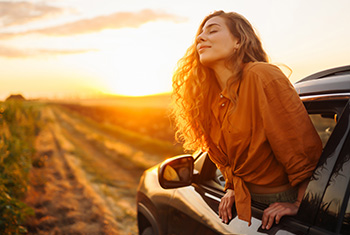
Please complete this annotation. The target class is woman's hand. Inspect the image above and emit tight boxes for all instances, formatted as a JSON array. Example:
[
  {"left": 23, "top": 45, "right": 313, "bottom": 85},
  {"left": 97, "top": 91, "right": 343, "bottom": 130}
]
[
  {"left": 219, "top": 189, "right": 235, "bottom": 224},
  {"left": 261, "top": 201, "right": 300, "bottom": 230}
]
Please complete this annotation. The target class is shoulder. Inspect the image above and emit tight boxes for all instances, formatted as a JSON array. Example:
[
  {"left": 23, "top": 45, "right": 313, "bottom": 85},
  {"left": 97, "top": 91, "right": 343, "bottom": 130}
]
[
  {"left": 243, "top": 62, "right": 287, "bottom": 87},
  {"left": 244, "top": 62, "right": 282, "bottom": 74},
  {"left": 242, "top": 62, "right": 291, "bottom": 88}
]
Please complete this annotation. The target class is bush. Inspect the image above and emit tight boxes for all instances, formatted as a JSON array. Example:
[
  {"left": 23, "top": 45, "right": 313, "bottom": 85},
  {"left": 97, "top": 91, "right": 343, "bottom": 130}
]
[{"left": 0, "top": 101, "right": 40, "bottom": 234}]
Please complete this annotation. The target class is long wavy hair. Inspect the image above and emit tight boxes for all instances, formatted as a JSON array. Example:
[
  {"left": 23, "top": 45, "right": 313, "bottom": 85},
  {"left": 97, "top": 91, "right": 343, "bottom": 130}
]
[{"left": 171, "top": 11, "right": 268, "bottom": 152}]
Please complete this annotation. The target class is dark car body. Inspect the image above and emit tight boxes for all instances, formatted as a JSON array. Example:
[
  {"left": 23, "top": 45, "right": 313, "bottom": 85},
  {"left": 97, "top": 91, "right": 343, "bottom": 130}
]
[{"left": 137, "top": 65, "right": 350, "bottom": 235}]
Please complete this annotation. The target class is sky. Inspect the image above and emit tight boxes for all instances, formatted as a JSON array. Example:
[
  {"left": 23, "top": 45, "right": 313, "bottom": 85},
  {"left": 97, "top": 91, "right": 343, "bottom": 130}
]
[{"left": 0, "top": 0, "right": 349, "bottom": 100}]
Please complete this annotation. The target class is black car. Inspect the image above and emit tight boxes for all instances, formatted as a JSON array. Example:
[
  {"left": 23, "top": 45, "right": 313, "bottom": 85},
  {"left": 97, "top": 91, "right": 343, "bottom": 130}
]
[{"left": 137, "top": 65, "right": 350, "bottom": 235}]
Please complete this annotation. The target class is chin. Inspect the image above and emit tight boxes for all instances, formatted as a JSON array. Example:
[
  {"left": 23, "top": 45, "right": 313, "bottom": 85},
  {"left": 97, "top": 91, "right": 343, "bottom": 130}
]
[{"left": 199, "top": 57, "right": 215, "bottom": 67}]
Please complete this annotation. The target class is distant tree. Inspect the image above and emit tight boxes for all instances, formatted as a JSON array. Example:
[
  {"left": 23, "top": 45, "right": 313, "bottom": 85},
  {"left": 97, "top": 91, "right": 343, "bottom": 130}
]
[{"left": 5, "top": 94, "right": 26, "bottom": 101}]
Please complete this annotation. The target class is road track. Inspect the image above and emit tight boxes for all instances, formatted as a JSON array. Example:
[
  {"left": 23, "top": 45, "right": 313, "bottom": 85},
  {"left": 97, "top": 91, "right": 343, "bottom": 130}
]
[{"left": 25, "top": 105, "right": 165, "bottom": 234}]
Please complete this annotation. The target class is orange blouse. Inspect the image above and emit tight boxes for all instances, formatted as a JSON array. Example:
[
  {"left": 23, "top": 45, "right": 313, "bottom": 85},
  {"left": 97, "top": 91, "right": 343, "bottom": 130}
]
[{"left": 207, "top": 62, "right": 322, "bottom": 225}]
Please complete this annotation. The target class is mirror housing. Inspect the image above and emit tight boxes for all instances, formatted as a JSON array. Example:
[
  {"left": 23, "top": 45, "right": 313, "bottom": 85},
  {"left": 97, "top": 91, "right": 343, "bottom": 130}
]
[{"left": 158, "top": 155, "right": 194, "bottom": 189}]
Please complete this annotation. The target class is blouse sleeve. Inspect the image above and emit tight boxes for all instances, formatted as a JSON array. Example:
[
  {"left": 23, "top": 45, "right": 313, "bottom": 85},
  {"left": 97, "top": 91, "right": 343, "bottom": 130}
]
[{"left": 254, "top": 65, "right": 323, "bottom": 186}]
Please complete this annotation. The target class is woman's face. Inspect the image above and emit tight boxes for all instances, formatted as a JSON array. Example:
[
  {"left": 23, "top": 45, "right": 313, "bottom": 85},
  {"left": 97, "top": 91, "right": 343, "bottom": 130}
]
[{"left": 196, "top": 16, "right": 239, "bottom": 67}]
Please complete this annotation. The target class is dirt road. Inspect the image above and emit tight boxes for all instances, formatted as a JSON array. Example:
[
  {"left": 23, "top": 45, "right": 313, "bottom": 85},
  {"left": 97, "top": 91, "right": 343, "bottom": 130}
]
[{"left": 25, "top": 105, "right": 166, "bottom": 234}]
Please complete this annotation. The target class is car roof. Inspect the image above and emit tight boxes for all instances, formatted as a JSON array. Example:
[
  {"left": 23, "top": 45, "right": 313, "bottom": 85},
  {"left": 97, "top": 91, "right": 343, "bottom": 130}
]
[{"left": 294, "top": 65, "right": 350, "bottom": 97}]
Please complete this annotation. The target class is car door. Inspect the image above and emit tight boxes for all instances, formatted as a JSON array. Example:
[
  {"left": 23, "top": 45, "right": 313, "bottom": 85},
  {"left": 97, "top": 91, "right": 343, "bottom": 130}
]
[
  {"left": 166, "top": 153, "right": 223, "bottom": 235},
  {"left": 297, "top": 99, "right": 350, "bottom": 234}
]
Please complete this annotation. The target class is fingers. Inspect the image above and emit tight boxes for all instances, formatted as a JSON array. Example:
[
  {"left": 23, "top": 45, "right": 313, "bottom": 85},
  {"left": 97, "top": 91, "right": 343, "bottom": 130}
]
[
  {"left": 219, "top": 190, "right": 235, "bottom": 224},
  {"left": 261, "top": 202, "right": 299, "bottom": 230},
  {"left": 262, "top": 207, "right": 276, "bottom": 229},
  {"left": 262, "top": 203, "right": 284, "bottom": 229},
  {"left": 275, "top": 214, "right": 281, "bottom": 225},
  {"left": 227, "top": 205, "right": 233, "bottom": 220},
  {"left": 219, "top": 198, "right": 230, "bottom": 223}
]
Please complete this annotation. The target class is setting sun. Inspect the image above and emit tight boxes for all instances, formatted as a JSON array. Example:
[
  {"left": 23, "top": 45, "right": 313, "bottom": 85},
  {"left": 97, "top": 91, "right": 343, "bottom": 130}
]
[
  {"left": 58, "top": 21, "right": 193, "bottom": 97},
  {"left": 91, "top": 24, "right": 180, "bottom": 96}
]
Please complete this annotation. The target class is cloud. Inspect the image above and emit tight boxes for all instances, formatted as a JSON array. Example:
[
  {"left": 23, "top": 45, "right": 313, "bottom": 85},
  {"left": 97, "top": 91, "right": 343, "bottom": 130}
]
[
  {"left": 0, "top": 1, "right": 65, "bottom": 27},
  {"left": 0, "top": 9, "right": 186, "bottom": 39},
  {"left": 0, "top": 45, "right": 95, "bottom": 58}
]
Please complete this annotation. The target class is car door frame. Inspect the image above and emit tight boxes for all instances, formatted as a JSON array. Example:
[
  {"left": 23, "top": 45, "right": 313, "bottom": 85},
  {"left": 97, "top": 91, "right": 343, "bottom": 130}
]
[{"left": 297, "top": 99, "right": 350, "bottom": 234}]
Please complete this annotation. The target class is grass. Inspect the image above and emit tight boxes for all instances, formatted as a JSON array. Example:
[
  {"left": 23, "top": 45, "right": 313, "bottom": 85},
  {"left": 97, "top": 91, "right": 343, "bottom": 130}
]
[
  {"left": 0, "top": 99, "right": 182, "bottom": 234},
  {"left": 0, "top": 100, "right": 42, "bottom": 234}
]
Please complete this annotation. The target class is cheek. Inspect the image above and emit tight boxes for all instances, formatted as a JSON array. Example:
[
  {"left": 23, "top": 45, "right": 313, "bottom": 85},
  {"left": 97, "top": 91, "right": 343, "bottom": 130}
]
[{"left": 217, "top": 43, "right": 236, "bottom": 59}]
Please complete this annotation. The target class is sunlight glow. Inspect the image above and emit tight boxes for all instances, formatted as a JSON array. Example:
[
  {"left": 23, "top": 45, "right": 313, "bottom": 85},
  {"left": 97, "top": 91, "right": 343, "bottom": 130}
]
[{"left": 79, "top": 22, "right": 191, "bottom": 97}]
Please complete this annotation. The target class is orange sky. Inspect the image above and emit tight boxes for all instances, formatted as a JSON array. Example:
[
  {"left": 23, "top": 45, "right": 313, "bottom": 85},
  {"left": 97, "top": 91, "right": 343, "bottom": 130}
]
[{"left": 0, "top": 0, "right": 349, "bottom": 100}]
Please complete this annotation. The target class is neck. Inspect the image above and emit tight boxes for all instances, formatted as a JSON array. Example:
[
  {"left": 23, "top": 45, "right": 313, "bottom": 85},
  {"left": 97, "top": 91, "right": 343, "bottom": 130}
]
[{"left": 212, "top": 64, "right": 234, "bottom": 90}]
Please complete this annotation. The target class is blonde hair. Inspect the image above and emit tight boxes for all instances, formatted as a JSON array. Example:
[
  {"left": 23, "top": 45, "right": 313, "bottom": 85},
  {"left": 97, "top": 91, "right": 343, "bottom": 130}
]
[{"left": 172, "top": 11, "right": 268, "bottom": 152}]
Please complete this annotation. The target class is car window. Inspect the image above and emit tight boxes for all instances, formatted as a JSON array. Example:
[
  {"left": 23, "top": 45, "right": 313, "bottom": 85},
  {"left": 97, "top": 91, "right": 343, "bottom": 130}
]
[
  {"left": 304, "top": 99, "right": 348, "bottom": 148},
  {"left": 214, "top": 168, "right": 225, "bottom": 188},
  {"left": 309, "top": 113, "right": 337, "bottom": 147},
  {"left": 198, "top": 155, "right": 225, "bottom": 190},
  {"left": 302, "top": 100, "right": 350, "bottom": 234}
]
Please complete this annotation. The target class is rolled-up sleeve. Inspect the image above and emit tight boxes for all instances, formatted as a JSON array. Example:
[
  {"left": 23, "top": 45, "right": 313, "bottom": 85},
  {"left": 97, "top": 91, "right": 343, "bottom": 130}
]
[{"left": 257, "top": 66, "right": 323, "bottom": 186}]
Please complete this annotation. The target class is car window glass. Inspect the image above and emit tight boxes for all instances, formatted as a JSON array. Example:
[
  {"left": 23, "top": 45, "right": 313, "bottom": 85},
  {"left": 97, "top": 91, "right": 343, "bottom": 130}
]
[
  {"left": 304, "top": 99, "right": 348, "bottom": 147},
  {"left": 315, "top": 131, "right": 350, "bottom": 233},
  {"left": 214, "top": 168, "right": 225, "bottom": 188},
  {"left": 200, "top": 156, "right": 225, "bottom": 189},
  {"left": 194, "top": 152, "right": 207, "bottom": 173},
  {"left": 309, "top": 113, "right": 337, "bottom": 147}
]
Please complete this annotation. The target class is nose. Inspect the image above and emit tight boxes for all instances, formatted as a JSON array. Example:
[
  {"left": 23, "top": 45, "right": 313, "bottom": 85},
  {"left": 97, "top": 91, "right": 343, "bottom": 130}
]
[{"left": 197, "top": 32, "right": 206, "bottom": 43}]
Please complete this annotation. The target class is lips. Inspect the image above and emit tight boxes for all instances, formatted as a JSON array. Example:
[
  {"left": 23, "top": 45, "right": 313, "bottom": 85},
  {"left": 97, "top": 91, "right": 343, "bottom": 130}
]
[{"left": 198, "top": 45, "right": 211, "bottom": 53}]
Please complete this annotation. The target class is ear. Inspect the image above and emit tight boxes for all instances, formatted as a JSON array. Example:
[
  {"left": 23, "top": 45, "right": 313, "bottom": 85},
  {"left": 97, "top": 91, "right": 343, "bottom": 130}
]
[{"left": 234, "top": 39, "right": 240, "bottom": 50}]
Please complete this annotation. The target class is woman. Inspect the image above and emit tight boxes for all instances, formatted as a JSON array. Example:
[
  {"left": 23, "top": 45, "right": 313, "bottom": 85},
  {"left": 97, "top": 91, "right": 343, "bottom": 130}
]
[{"left": 171, "top": 11, "right": 322, "bottom": 230}]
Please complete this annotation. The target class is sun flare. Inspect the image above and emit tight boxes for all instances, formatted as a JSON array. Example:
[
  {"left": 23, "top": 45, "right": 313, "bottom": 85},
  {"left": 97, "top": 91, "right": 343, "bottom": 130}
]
[{"left": 82, "top": 23, "right": 188, "bottom": 97}]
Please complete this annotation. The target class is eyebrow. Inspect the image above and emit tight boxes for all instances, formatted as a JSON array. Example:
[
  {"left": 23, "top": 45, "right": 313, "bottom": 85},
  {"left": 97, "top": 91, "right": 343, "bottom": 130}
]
[
  {"left": 201, "top": 23, "right": 221, "bottom": 32},
  {"left": 206, "top": 23, "right": 221, "bottom": 29}
]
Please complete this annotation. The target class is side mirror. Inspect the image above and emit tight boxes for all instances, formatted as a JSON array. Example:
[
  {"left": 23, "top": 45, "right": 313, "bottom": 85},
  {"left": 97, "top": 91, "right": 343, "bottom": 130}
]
[{"left": 158, "top": 155, "right": 194, "bottom": 189}]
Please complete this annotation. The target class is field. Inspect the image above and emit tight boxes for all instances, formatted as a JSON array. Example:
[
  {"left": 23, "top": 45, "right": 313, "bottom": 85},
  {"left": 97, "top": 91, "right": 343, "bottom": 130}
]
[{"left": 0, "top": 96, "right": 184, "bottom": 234}]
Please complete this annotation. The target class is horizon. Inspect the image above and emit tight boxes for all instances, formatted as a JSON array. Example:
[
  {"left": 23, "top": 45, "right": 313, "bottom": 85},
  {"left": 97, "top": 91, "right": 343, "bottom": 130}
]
[
  {"left": 1, "top": 91, "right": 173, "bottom": 109},
  {"left": 1, "top": 91, "right": 172, "bottom": 101}
]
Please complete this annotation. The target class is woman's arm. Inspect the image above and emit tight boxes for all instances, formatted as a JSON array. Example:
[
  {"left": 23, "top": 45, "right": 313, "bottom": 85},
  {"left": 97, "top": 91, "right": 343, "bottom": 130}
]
[{"left": 261, "top": 180, "right": 308, "bottom": 230}]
